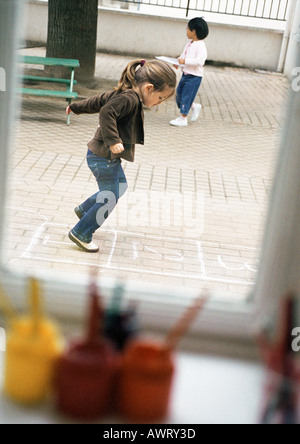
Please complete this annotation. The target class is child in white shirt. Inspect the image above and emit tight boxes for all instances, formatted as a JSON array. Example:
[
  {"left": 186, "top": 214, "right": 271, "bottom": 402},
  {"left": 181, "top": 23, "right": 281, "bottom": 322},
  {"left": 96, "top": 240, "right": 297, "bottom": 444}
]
[{"left": 170, "top": 17, "right": 209, "bottom": 127}]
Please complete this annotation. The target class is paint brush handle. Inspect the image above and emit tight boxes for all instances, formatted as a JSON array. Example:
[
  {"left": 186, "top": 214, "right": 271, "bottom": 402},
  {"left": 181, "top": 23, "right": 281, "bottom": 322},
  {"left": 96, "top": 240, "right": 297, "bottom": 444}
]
[
  {"left": 86, "top": 282, "right": 102, "bottom": 345},
  {"left": 109, "top": 283, "right": 124, "bottom": 315},
  {"left": 29, "top": 277, "right": 41, "bottom": 336},
  {"left": 165, "top": 293, "right": 209, "bottom": 351}
]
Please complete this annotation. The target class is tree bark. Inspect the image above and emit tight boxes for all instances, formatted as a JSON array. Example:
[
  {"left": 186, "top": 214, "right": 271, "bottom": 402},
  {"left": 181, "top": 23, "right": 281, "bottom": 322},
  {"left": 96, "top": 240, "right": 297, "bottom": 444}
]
[{"left": 46, "top": 0, "right": 98, "bottom": 81}]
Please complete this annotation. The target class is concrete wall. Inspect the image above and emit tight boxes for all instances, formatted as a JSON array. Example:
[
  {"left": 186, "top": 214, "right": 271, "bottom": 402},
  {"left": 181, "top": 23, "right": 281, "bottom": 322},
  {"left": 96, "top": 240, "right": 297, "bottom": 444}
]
[
  {"left": 23, "top": 0, "right": 284, "bottom": 72},
  {"left": 23, "top": 0, "right": 48, "bottom": 44}
]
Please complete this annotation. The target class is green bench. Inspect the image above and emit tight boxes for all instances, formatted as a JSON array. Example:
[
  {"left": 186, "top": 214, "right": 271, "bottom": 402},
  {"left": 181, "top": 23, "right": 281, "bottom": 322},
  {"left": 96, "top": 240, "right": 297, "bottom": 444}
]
[{"left": 17, "top": 55, "right": 80, "bottom": 125}]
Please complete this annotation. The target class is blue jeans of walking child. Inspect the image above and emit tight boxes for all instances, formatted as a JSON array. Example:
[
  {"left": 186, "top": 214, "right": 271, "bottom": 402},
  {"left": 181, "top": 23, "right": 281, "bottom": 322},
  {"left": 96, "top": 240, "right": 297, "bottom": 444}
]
[
  {"left": 71, "top": 150, "right": 128, "bottom": 243},
  {"left": 176, "top": 74, "right": 202, "bottom": 115}
]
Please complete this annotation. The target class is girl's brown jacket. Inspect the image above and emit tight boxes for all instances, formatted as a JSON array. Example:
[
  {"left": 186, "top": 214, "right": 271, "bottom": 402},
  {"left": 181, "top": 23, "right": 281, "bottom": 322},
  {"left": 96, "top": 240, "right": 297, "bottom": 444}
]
[{"left": 69, "top": 89, "right": 144, "bottom": 162}]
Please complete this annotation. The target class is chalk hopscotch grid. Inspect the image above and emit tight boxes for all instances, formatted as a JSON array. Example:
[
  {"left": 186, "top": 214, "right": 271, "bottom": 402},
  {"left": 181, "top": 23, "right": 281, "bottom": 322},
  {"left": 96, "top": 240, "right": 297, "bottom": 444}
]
[{"left": 12, "top": 217, "right": 260, "bottom": 287}]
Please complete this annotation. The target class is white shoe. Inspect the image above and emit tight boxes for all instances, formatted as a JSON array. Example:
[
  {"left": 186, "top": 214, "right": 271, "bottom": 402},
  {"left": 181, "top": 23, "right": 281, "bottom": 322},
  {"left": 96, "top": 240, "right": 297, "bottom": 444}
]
[
  {"left": 190, "top": 104, "right": 202, "bottom": 122},
  {"left": 170, "top": 116, "right": 188, "bottom": 127},
  {"left": 68, "top": 231, "right": 99, "bottom": 253}
]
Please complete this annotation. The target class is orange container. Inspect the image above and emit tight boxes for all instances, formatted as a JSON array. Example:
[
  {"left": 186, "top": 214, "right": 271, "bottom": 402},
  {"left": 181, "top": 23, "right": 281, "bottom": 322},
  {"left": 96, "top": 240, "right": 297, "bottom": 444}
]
[{"left": 118, "top": 339, "right": 175, "bottom": 422}]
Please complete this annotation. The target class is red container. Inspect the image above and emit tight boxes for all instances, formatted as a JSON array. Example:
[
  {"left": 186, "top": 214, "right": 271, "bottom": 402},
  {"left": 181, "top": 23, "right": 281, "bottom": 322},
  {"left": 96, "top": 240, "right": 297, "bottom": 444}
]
[
  {"left": 55, "top": 338, "right": 118, "bottom": 420},
  {"left": 54, "top": 282, "right": 119, "bottom": 420},
  {"left": 118, "top": 339, "right": 175, "bottom": 422}
]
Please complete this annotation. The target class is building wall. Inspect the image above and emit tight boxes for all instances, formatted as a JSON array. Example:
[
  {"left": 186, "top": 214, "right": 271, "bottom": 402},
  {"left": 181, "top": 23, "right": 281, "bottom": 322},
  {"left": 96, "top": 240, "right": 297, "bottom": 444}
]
[{"left": 24, "top": 1, "right": 284, "bottom": 72}]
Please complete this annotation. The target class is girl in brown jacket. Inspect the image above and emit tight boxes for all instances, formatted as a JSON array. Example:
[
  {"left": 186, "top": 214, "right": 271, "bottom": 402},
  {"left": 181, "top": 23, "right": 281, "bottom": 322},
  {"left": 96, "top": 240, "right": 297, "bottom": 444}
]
[{"left": 66, "top": 59, "right": 176, "bottom": 252}]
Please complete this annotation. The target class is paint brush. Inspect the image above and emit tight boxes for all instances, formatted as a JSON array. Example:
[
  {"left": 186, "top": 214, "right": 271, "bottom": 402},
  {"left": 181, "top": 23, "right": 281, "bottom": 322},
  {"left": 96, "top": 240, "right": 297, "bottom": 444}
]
[
  {"left": 85, "top": 267, "right": 104, "bottom": 345},
  {"left": 164, "top": 292, "right": 209, "bottom": 351},
  {"left": 86, "top": 280, "right": 103, "bottom": 347},
  {"left": 29, "top": 277, "right": 42, "bottom": 337},
  {"left": 108, "top": 282, "right": 124, "bottom": 315}
]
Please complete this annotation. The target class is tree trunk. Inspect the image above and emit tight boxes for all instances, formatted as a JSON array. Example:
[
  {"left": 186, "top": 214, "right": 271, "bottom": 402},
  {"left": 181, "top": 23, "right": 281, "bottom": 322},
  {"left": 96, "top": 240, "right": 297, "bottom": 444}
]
[{"left": 46, "top": 0, "right": 98, "bottom": 82}]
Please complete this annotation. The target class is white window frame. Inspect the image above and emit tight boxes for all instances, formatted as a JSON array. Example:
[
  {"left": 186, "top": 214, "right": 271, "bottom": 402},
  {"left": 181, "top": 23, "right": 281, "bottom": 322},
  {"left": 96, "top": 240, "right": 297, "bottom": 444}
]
[{"left": 0, "top": 0, "right": 299, "bottom": 350}]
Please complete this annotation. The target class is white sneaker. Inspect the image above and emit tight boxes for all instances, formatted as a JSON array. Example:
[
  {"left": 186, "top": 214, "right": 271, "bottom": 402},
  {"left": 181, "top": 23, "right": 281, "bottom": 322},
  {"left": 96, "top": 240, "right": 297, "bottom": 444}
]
[
  {"left": 68, "top": 231, "right": 99, "bottom": 253},
  {"left": 170, "top": 116, "right": 188, "bottom": 127},
  {"left": 190, "top": 104, "right": 202, "bottom": 122}
]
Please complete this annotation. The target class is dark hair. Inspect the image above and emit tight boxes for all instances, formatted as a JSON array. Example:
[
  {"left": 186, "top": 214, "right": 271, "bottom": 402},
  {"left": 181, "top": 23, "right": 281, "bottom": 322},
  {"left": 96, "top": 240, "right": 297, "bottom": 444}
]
[
  {"left": 116, "top": 59, "right": 176, "bottom": 92},
  {"left": 188, "top": 17, "right": 209, "bottom": 40}
]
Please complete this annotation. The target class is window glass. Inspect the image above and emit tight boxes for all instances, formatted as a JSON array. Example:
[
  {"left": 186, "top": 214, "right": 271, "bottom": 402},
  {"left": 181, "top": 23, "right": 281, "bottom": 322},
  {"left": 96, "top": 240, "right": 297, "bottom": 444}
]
[{"left": 0, "top": 0, "right": 296, "bottom": 337}]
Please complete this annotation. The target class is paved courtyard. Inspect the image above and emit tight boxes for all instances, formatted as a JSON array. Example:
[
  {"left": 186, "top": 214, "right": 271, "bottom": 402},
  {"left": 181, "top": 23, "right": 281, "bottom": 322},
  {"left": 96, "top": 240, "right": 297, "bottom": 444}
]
[{"left": 2, "top": 47, "right": 289, "bottom": 302}]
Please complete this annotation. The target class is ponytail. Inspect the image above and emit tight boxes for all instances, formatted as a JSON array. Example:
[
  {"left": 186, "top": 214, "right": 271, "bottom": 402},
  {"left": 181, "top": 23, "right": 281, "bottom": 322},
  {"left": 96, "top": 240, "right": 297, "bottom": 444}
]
[
  {"left": 116, "top": 60, "right": 142, "bottom": 91},
  {"left": 116, "top": 59, "right": 176, "bottom": 92}
]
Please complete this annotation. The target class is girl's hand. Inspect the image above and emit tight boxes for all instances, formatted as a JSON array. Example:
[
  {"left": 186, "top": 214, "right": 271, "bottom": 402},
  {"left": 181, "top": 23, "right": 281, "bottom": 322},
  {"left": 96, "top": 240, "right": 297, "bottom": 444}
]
[
  {"left": 110, "top": 143, "right": 125, "bottom": 154},
  {"left": 173, "top": 64, "right": 179, "bottom": 69},
  {"left": 66, "top": 105, "right": 72, "bottom": 115},
  {"left": 178, "top": 58, "right": 185, "bottom": 65}
]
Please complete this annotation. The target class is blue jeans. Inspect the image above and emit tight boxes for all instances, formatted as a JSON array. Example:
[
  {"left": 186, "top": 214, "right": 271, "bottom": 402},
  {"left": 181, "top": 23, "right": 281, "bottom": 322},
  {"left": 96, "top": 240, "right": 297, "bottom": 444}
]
[
  {"left": 176, "top": 74, "right": 202, "bottom": 115},
  {"left": 71, "top": 150, "right": 128, "bottom": 243}
]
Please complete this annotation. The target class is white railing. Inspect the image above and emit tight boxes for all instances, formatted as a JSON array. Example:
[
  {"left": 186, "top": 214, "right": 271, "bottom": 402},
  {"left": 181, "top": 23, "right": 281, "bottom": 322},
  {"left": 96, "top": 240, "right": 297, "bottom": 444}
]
[{"left": 104, "top": 0, "right": 289, "bottom": 20}]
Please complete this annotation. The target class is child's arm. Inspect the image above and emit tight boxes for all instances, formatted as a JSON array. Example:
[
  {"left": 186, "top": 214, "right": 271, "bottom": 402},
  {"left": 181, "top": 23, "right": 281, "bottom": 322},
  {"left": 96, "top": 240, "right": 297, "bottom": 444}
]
[
  {"left": 68, "top": 94, "right": 105, "bottom": 115},
  {"left": 177, "top": 43, "right": 189, "bottom": 66}
]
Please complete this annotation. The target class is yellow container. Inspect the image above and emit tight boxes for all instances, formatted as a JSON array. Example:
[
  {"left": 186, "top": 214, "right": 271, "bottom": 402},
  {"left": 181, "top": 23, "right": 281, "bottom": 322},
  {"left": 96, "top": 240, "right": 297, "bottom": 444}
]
[{"left": 4, "top": 317, "right": 63, "bottom": 404}]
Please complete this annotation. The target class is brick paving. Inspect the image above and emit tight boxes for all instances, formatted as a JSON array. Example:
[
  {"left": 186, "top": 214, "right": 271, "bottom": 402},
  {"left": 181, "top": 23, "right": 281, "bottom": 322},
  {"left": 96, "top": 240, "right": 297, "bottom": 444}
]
[{"left": 3, "top": 47, "right": 289, "bottom": 302}]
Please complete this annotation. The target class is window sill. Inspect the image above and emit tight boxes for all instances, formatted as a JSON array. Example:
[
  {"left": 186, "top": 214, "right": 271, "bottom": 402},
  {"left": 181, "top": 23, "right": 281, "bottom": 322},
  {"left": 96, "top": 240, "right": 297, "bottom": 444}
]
[{"left": 0, "top": 348, "right": 265, "bottom": 424}]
